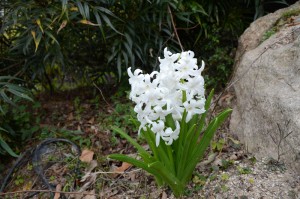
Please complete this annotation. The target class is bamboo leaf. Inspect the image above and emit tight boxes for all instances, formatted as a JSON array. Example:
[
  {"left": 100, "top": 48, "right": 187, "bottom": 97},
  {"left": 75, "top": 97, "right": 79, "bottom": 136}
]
[
  {"left": 122, "top": 50, "right": 128, "bottom": 67},
  {"left": 84, "top": 2, "right": 90, "bottom": 19},
  {"left": 79, "top": 19, "right": 98, "bottom": 26},
  {"left": 32, "top": 30, "right": 42, "bottom": 53},
  {"left": 76, "top": 1, "right": 86, "bottom": 18},
  {"left": 7, "top": 88, "right": 33, "bottom": 102},
  {"left": 117, "top": 53, "right": 122, "bottom": 79},
  {"left": 36, "top": 19, "right": 44, "bottom": 33},
  {"left": 0, "top": 136, "right": 19, "bottom": 157},
  {"left": 57, "top": 20, "right": 68, "bottom": 34},
  {"left": 100, "top": 13, "right": 121, "bottom": 34},
  {"left": 0, "top": 91, "right": 14, "bottom": 106},
  {"left": 44, "top": 31, "right": 59, "bottom": 45}
]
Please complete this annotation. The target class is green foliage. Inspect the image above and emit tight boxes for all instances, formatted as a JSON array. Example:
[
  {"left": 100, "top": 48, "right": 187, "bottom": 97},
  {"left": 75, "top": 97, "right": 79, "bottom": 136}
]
[
  {"left": 1, "top": 0, "right": 272, "bottom": 91},
  {"left": 73, "top": 96, "right": 84, "bottom": 119},
  {"left": 0, "top": 101, "right": 40, "bottom": 155},
  {"left": 1, "top": 0, "right": 293, "bottom": 92},
  {"left": 220, "top": 173, "right": 230, "bottom": 181},
  {"left": 0, "top": 127, "right": 19, "bottom": 157},
  {"left": 247, "top": 0, "right": 289, "bottom": 20},
  {"left": 262, "top": 27, "right": 277, "bottom": 41},
  {"left": 281, "top": 9, "right": 300, "bottom": 19},
  {"left": 237, "top": 166, "right": 252, "bottom": 174},
  {"left": 0, "top": 0, "right": 207, "bottom": 89},
  {"left": 0, "top": 76, "right": 33, "bottom": 112},
  {"left": 220, "top": 159, "right": 234, "bottom": 170},
  {"left": 196, "top": 25, "right": 236, "bottom": 89},
  {"left": 212, "top": 138, "right": 226, "bottom": 152},
  {"left": 39, "top": 127, "right": 91, "bottom": 148},
  {"left": 14, "top": 175, "right": 24, "bottom": 186},
  {"left": 99, "top": 84, "right": 139, "bottom": 133},
  {"left": 0, "top": 76, "right": 34, "bottom": 157}
]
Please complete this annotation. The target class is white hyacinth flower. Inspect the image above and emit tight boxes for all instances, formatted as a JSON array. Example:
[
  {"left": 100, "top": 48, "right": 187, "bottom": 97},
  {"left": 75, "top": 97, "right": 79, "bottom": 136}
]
[{"left": 128, "top": 47, "right": 206, "bottom": 146}]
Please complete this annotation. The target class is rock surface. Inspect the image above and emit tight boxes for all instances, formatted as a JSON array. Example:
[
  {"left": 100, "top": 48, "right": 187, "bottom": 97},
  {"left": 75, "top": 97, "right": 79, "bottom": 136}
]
[{"left": 230, "top": 1, "right": 300, "bottom": 173}]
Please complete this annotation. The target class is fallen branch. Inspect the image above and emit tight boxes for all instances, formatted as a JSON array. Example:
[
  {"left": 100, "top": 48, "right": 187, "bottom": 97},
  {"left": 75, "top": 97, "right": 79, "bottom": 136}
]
[{"left": 0, "top": 189, "right": 98, "bottom": 197}]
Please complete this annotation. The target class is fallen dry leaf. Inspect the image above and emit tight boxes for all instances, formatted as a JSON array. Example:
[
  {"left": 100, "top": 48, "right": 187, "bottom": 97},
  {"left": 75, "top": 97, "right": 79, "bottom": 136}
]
[
  {"left": 82, "top": 190, "right": 97, "bottom": 199},
  {"left": 112, "top": 162, "right": 132, "bottom": 177},
  {"left": 86, "top": 160, "right": 98, "bottom": 173},
  {"left": 161, "top": 191, "right": 168, "bottom": 199},
  {"left": 88, "top": 117, "right": 95, "bottom": 124},
  {"left": 80, "top": 149, "right": 94, "bottom": 163},
  {"left": 54, "top": 184, "right": 62, "bottom": 199},
  {"left": 128, "top": 172, "right": 136, "bottom": 181},
  {"left": 67, "top": 112, "right": 74, "bottom": 121}
]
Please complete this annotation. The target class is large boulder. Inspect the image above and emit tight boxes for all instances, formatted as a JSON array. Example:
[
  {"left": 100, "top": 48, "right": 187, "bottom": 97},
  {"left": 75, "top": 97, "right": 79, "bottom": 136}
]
[{"left": 230, "top": 1, "right": 300, "bottom": 173}]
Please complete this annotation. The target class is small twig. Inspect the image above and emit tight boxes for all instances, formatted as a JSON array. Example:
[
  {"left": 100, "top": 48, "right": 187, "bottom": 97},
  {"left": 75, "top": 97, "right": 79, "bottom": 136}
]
[
  {"left": 167, "top": 5, "right": 183, "bottom": 52},
  {"left": 93, "top": 82, "right": 112, "bottom": 107},
  {"left": 177, "top": 23, "right": 200, "bottom": 30},
  {"left": 94, "top": 168, "right": 142, "bottom": 175},
  {"left": 0, "top": 62, "right": 22, "bottom": 73},
  {"left": 0, "top": 189, "right": 98, "bottom": 197}
]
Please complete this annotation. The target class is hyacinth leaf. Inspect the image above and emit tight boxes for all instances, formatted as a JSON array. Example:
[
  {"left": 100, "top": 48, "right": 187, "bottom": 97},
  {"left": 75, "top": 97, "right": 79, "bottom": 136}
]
[
  {"left": 176, "top": 124, "right": 196, "bottom": 179},
  {"left": 165, "top": 114, "right": 175, "bottom": 129},
  {"left": 142, "top": 129, "right": 173, "bottom": 171},
  {"left": 149, "top": 161, "right": 184, "bottom": 197},
  {"left": 189, "top": 89, "right": 215, "bottom": 153},
  {"left": 181, "top": 108, "right": 232, "bottom": 185},
  {"left": 111, "top": 127, "right": 156, "bottom": 164},
  {"left": 111, "top": 127, "right": 149, "bottom": 155},
  {"left": 108, "top": 154, "right": 156, "bottom": 174}
]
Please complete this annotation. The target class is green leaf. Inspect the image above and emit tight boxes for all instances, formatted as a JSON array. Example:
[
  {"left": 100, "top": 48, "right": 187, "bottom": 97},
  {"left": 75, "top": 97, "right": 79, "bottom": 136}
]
[
  {"left": 31, "top": 30, "right": 42, "bottom": 52},
  {"left": 0, "top": 76, "right": 19, "bottom": 81},
  {"left": 182, "top": 108, "right": 232, "bottom": 185},
  {"left": 111, "top": 127, "right": 151, "bottom": 159},
  {"left": 0, "top": 90, "right": 15, "bottom": 106},
  {"left": 76, "top": 1, "right": 86, "bottom": 19},
  {"left": 6, "top": 87, "right": 33, "bottom": 102},
  {"left": 84, "top": 2, "right": 90, "bottom": 19},
  {"left": 108, "top": 154, "right": 159, "bottom": 178},
  {"left": 0, "top": 136, "right": 19, "bottom": 157},
  {"left": 44, "top": 30, "right": 59, "bottom": 45},
  {"left": 189, "top": 89, "right": 215, "bottom": 152},
  {"left": 100, "top": 13, "right": 121, "bottom": 34},
  {"left": 62, "top": 0, "right": 68, "bottom": 9},
  {"left": 149, "top": 161, "right": 184, "bottom": 197},
  {"left": 117, "top": 53, "right": 122, "bottom": 79},
  {"left": 0, "top": 127, "right": 8, "bottom": 132}
]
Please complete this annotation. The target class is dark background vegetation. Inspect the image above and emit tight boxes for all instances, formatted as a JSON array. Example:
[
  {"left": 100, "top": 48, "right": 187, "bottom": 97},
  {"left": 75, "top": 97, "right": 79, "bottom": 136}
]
[{"left": 0, "top": 0, "right": 297, "bottom": 164}]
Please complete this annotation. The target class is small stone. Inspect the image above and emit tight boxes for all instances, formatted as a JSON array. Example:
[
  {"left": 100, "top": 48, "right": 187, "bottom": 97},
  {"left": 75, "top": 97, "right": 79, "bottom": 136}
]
[{"left": 230, "top": 154, "right": 238, "bottom": 160}]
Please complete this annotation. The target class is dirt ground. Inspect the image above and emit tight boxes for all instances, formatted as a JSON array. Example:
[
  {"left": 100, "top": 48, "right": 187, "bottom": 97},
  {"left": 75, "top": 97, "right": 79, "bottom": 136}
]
[{"left": 0, "top": 88, "right": 299, "bottom": 199}]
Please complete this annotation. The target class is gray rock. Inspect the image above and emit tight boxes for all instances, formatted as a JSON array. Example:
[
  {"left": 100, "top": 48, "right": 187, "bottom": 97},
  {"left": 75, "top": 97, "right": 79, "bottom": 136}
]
[{"left": 230, "top": 1, "right": 300, "bottom": 173}]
